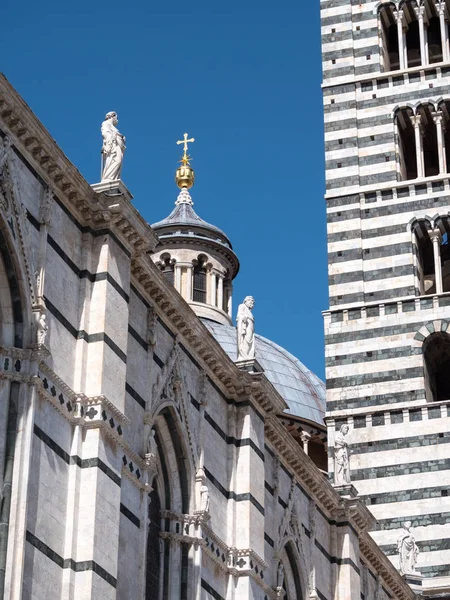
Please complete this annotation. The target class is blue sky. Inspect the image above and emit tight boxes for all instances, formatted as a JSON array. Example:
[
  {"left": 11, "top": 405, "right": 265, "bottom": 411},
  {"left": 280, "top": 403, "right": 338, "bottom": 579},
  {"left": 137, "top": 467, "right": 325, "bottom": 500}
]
[{"left": 3, "top": 0, "right": 328, "bottom": 378}]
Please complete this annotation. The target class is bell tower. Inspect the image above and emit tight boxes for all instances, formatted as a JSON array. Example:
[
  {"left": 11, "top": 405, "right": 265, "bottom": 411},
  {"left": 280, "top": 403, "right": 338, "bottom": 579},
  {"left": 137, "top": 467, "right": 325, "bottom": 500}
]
[
  {"left": 321, "top": 0, "right": 450, "bottom": 594},
  {"left": 151, "top": 135, "right": 239, "bottom": 325}
]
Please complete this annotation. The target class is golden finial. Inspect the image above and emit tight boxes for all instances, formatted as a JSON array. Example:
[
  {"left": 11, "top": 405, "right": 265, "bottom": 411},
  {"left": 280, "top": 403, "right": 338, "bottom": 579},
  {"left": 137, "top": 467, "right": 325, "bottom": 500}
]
[{"left": 175, "top": 132, "right": 196, "bottom": 189}]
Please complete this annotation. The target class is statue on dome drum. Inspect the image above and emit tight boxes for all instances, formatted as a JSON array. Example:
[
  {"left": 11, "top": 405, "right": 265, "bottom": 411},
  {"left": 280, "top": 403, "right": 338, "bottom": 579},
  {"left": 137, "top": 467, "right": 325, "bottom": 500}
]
[
  {"left": 397, "top": 521, "right": 420, "bottom": 575},
  {"left": 333, "top": 424, "right": 351, "bottom": 485},
  {"left": 101, "top": 111, "right": 126, "bottom": 182},
  {"left": 236, "top": 296, "right": 255, "bottom": 361}
]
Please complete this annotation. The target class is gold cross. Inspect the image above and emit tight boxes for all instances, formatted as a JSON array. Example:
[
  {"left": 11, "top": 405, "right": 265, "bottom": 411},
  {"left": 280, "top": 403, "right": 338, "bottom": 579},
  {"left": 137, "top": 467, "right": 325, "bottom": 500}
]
[{"left": 176, "top": 133, "right": 195, "bottom": 164}]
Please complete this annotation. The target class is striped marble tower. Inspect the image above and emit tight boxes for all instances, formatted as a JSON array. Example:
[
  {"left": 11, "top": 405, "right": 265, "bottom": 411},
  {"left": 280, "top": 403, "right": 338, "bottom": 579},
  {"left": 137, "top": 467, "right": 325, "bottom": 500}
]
[{"left": 321, "top": 0, "right": 450, "bottom": 594}]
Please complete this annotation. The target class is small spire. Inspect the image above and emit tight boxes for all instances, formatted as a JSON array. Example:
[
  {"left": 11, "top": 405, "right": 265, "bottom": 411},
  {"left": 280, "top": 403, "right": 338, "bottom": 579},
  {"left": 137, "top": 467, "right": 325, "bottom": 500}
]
[{"left": 175, "top": 132, "right": 195, "bottom": 190}]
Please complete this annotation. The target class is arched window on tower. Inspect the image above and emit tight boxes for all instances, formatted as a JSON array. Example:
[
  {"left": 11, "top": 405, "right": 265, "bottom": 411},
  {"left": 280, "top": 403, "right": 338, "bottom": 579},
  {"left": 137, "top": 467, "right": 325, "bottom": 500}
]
[
  {"left": 396, "top": 107, "right": 417, "bottom": 180},
  {"left": 379, "top": 3, "right": 400, "bottom": 71},
  {"left": 192, "top": 255, "right": 207, "bottom": 303},
  {"left": 403, "top": 1, "right": 422, "bottom": 67},
  {"left": 417, "top": 103, "right": 440, "bottom": 177},
  {"left": 438, "top": 100, "right": 450, "bottom": 171},
  {"left": 412, "top": 219, "right": 435, "bottom": 294},
  {"left": 412, "top": 216, "right": 450, "bottom": 294},
  {"left": 423, "top": 332, "right": 450, "bottom": 401},
  {"left": 157, "top": 253, "right": 175, "bottom": 285},
  {"left": 427, "top": 4, "right": 444, "bottom": 63}
]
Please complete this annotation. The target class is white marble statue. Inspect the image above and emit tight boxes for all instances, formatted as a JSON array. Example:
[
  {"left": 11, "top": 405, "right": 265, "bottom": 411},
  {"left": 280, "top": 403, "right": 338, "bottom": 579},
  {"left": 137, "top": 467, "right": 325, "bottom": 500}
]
[
  {"left": 277, "top": 562, "right": 285, "bottom": 588},
  {"left": 397, "top": 521, "right": 419, "bottom": 575},
  {"left": 334, "top": 424, "right": 350, "bottom": 485},
  {"left": 37, "top": 313, "right": 48, "bottom": 345},
  {"left": 236, "top": 296, "right": 255, "bottom": 360},
  {"left": 200, "top": 484, "right": 210, "bottom": 512},
  {"left": 101, "top": 111, "right": 126, "bottom": 182},
  {"left": 146, "top": 428, "right": 158, "bottom": 457}
]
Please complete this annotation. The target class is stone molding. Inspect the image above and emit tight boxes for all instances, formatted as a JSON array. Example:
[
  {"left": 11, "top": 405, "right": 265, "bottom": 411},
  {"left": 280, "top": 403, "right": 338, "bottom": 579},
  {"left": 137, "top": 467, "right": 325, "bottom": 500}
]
[
  {"left": 159, "top": 512, "right": 276, "bottom": 598},
  {"left": 1, "top": 355, "right": 149, "bottom": 489}
]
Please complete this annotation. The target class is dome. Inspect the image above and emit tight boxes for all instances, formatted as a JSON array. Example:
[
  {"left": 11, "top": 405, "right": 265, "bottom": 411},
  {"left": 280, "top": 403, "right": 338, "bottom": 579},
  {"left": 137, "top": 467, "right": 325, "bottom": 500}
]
[{"left": 201, "top": 319, "right": 326, "bottom": 425}]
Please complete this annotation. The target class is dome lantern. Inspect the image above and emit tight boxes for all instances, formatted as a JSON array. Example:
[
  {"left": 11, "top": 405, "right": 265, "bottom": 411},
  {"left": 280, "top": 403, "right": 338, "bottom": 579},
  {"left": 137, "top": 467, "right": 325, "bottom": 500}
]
[{"left": 151, "top": 135, "right": 239, "bottom": 325}]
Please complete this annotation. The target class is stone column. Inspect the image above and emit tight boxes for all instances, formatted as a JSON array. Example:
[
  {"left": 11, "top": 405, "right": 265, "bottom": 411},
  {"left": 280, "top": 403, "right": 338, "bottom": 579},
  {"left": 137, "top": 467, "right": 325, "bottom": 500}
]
[
  {"left": 227, "top": 283, "right": 233, "bottom": 318},
  {"left": 186, "top": 265, "right": 193, "bottom": 302},
  {"left": 437, "top": 2, "right": 449, "bottom": 61},
  {"left": 396, "top": 10, "right": 406, "bottom": 70},
  {"left": 411, "top": 114, "right": 425, "bottom": 178},
  {"left": 174, "top": 264, "right": 182, "bottom": 293},
  {"left": 415, "top": 5, "right": 427, "bottom": 65},
  {"left": 430, "top": 229, "right": 443, "bottom": 294},
  {"left": 217, "top": 275, "right": 224, "bottom": 311},
  {"left": 210, "top": 271, "right": 217, "bottom": 307},
  {"left": 432, "top": 111, "right": 447, "bottom": 174}
]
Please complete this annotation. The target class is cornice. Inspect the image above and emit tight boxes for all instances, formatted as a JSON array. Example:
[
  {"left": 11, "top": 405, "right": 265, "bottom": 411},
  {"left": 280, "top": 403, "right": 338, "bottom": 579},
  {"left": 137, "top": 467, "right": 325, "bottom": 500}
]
[
  {"left": 0, "top": 74, "right": 158, "bottom": 256},
  {"left": 360, "top": 533, "right": 417, "bottom": 600}
]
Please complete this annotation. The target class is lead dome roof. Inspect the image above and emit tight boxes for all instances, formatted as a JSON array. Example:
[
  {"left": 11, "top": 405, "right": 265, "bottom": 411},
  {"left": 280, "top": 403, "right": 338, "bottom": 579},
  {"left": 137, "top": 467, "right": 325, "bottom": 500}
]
[
  {"left": 152, "top": 202, "right": 232, "bottom": 249},
  {"left": 202, "top": 319, "right": 325, "bottom": 425}
]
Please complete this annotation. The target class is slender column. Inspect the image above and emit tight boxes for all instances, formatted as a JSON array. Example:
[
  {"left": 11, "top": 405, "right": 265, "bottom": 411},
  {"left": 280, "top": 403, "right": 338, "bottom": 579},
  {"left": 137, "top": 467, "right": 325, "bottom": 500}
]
[
  {"left": 396, "top": 10, "right": 406, "bottom": 70},
  {"left": 432, "top": 111, "right": 447, "bottom": 173},
  {"left": 430, "top": 229, "right": 443, "bottom": 294},
  {"left": 174, "top": 264, "right": 182, "bottom": 293},
  {"left": 217, "top": 275, "right": 224, "bottom": 311},
  {"left": 186, "top": 265, "right": 193, "bottom": 301},
  {"left": 437, "top": 2, "right": 449, "bottom": 61},
  {"left": 210, "top": 271, "right": 217, "bottom": 306},
  {"left": 411, "top": 114, "right": 425, "bottom": 178},
  {"left": 415, "top": 6, "right": 427, "bottom": 65}
]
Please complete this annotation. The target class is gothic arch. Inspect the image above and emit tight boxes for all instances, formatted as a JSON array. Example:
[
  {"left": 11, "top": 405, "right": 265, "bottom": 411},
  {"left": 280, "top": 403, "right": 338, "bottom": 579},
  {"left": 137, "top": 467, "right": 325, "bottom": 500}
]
[
  {"left": 145, "top": 404, "right": 193, "bottom": 600},
  {"left": 278, "top": 540, "right": 307, "bottom": 600}
]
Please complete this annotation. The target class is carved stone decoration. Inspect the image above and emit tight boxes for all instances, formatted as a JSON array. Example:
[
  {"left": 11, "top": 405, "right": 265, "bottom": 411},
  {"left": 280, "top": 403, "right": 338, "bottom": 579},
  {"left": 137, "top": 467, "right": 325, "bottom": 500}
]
[
  {"left": 236, "top": 295, "right": 255, "bottom": 360},
  {"left": 333, "top": 424, "right": 350, "bottom": 485},
  {"left": 200, "top": 484, "right": 210, "bottom": 512},
  {"left": 146, "top": 428, "right": 158, "bottom": 457},
  {"left": 36, "top": 312, "right": 48, "bottom": 345},
  {"left": 397, "top": 521, "right": 420, "bottom": 575},
  {"left": 0, "top": 135, "right": 38, "bottom": 307},
  {"left": 147, "top": 306, "right": 157, "bottom": 347},
  {"left": 277, "top": 562, "right": 284, "bottom": 588},
  {"left": 40, "top": 187, "right": 53, "bottom": 226},
  {"left": 101, "top": 111, "right": 126, "bottom": 182},
  {"left": 0, "top": 136, "right": 12, "bottom": 171},
  {"left": 150, "top": 346, "right": 198, "bottom": 472}
]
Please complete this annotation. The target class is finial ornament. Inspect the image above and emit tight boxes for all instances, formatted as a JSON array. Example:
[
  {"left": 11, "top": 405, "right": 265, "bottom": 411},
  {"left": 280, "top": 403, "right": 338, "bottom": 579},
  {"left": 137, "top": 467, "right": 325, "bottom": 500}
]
[
  {"left": 175, "top": 132, "right": 196, "bottom": 190},
  {"left": 176, "top": 132, "right": 195, "bottom": 165}
]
